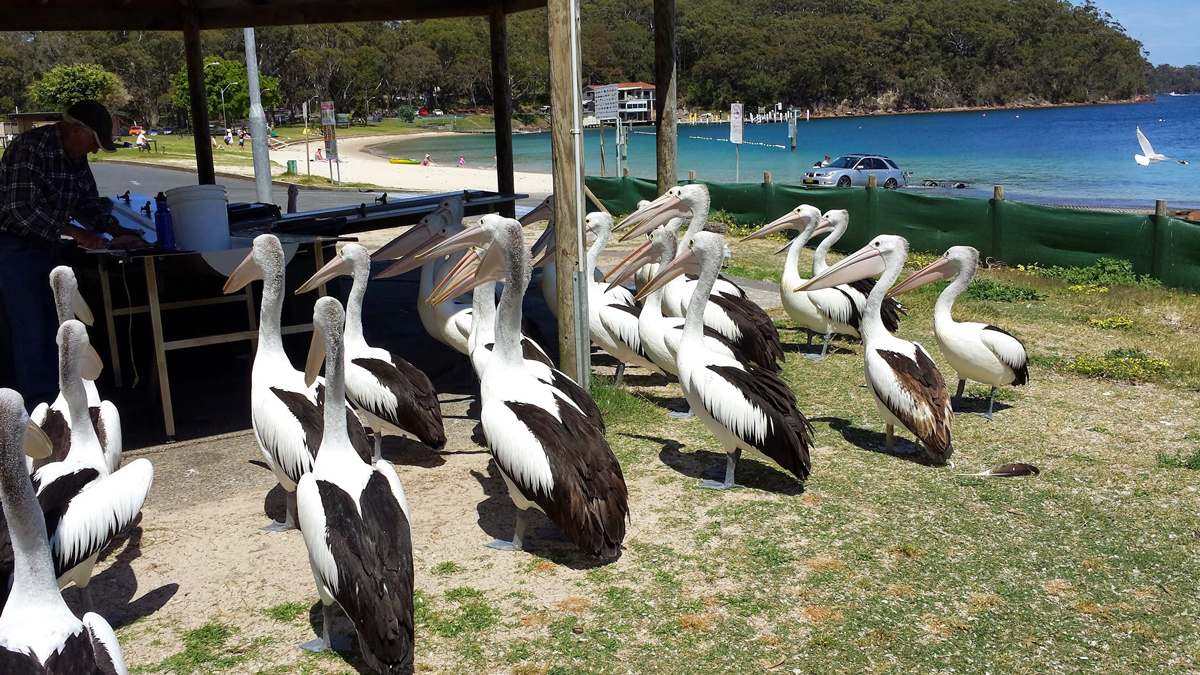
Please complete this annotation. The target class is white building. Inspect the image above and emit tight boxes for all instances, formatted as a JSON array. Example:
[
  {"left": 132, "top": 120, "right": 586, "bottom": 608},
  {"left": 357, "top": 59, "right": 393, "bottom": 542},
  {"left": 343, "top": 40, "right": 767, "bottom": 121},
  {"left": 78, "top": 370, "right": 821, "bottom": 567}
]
[{"left": 583, "top": 82, "right": 656, "bottom": 123}]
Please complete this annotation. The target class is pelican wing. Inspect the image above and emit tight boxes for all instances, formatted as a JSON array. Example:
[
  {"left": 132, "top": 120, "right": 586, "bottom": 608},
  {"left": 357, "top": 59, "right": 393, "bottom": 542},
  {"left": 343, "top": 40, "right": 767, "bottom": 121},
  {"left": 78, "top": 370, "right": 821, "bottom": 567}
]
[
  {"left": 29, "top": 401, "right": 71, "bottom": 472},
  {"left": 1137, "top": 126, "right": 1156, "bottom": 158},
  {"left": 97, "top": 401, "right": 123, "bottom": 474},
  {"left": 348, "top": 355, "right": 446, "bottom": 449},
  {"left": 83, "top": 612, "right": 130, "bottom": 675},
  {"left": 869, "top": 346, "right": 954, "bottom": 463},
  {"left": 708, "top": 292, "right": 785, "bottom": 371},
  {"left": 44, "top": 459, "right": 153, "bottom": 578},
  {"left": 980, "top": 326, "right": 1030, "bottom": 386},
  {"left": 599, "top": 302, "right": 649, "bottom": 362}
]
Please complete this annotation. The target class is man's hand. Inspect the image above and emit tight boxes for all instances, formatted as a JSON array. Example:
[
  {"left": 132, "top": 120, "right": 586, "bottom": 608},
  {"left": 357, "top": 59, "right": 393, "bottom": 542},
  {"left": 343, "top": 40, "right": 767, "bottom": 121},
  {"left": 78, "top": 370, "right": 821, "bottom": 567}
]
[
  {"left": 109, "top": 223, "right": 146, "bottom": 240},
  {"left": 63, "top": 224, "right": 107, "bottom": 250}
]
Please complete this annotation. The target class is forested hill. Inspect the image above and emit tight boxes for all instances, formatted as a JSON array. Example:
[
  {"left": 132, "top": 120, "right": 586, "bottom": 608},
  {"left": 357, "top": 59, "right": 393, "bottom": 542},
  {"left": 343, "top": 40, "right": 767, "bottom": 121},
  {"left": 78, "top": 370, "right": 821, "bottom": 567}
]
[
  {"left": 0, "top": 0, "right": 1152, "bottom": 124},
  {"left": 1149, "top": 65, "right": 1200, "bottom": 95}
]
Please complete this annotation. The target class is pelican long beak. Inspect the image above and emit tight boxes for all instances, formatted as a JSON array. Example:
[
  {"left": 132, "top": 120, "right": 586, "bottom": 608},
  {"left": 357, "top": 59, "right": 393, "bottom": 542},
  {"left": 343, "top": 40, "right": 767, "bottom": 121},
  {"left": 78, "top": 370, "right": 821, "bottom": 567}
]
[
  {"left": 635, "top": 246, "right": 700, "bottom": 302},
  {"left": 427, "top": 248, "right": 484, "bottom": 305},
  {"left": 602, "top": 238, "right": 656, "bottom": 292},
  {"left": 796, "top": 244, "right": 886, "bottom": 292},
  {"left": 415, "top": 225, "right": 490, "bottom": 261},
  {"left": 431, "top": 244, "right": 506, "bottom": 304},
  {"left": 530, "top": 224, "right": 555, "bottom": 256},
  {"left": 519, "top": 200, "right": 554, "bottom": 226},
  {"left": 296, "top": 254, "right": 353, "bottom": 294},
  {"left": 24, "top": 419, "right": 52, "bottom": 460},
  {"left": 619, "top": 195, "right": 688, "bottom": 242},
  {"left": 223, "top": 251, "right": 260, "bottom": 294},
  {"left": 615, "top": 193, "right": 671, "bottom": 232},
  {"left": 374, "top": 233, "right": 447, "bottom": 280},
  {"left": 373, "top": 209, "right": 450, "bottom": 261},
  {"left": 72, "top": 288, "right": 94, "bottom": 326},
  {"left": 79, "top": 345, "right": 104, "bottom": 381},
  {"left": 888, "top": 256, "right": 957, "bottom": 297},
  {"left": 303, "top": 325, "right": 325, "bottom": 387},
  {"left": 742, "top": 211, "right": 805, "bottom": 242}
]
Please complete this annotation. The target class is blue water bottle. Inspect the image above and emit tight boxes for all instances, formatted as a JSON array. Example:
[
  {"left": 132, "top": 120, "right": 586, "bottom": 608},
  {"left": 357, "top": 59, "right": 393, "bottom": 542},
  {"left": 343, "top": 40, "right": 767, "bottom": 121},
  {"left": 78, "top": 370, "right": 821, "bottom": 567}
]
[{"left": 154, "top": 192, "right": 177, "bottom": 252}]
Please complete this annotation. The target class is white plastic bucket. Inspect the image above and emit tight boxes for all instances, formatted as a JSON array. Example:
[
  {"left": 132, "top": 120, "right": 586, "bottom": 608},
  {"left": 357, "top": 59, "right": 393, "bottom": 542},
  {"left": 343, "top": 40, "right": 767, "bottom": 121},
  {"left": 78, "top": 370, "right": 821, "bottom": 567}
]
[{"left": 165, "top": 184, "right": 230, "bottom": 252}]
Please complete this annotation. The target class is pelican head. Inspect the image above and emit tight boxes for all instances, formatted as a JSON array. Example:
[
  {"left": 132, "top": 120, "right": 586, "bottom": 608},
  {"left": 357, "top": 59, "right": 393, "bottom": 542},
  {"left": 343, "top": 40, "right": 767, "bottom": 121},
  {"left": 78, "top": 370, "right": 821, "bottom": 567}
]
[
  {"left": 798, "top": 234, "right": 909, "bottom": 293},
  {"left": 297, "top": 243, "right": 371, "bottom": 295},
  {"left": 224, "top": 234, "right": 283, "bottom": 294},
  {"left": 888, "top": 245, "right": 979, "bottom": 297}
]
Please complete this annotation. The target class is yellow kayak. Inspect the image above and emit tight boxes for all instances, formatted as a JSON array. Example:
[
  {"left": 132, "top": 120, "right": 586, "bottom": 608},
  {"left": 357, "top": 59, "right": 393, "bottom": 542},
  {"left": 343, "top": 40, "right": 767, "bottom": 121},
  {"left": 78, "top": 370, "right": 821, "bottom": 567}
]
[{"left": 389, "top": 157, "right": 420, "bottom": 165}]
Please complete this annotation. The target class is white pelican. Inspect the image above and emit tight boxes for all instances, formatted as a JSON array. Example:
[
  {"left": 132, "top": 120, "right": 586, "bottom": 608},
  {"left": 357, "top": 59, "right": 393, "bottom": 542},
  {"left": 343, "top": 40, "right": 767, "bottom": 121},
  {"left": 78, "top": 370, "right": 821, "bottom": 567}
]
[
  {"left": 811, "top": 209, "right": 905, "bottom": 338},
  {"left": 638, "top": 232, "right": 814, "bottom": 489},
  {"left": 583, "top": 212, "right": 659, "bottom": 382},
  {"left": 617, "top": 184, "right": 785, "bottom": 372},
  {"left": 30, "top": 265, "right": 122, "bottom": 475},
  {"left": 799, "top": 235, "right": 954, "bottom": 464},
  {"left": 434, "top": 216, "right": 628, "bottom": 555},
  {"left": 519, "top": 196, "right": 602, "bottom": 318},
  {"left": 224, "top": 234, "right": 371, "bottom": 532},
  {"left": 295, "top": 297, "right": 414, "bottom": 669},
  {"left": 1136, "top": 126, "right": 1189, "bottom": 165},
  {"left": 297, "top": 243, "right": 445, "bottom": 462},
  {"left": 605, "top": 225, "right": 747, "bottom": 418},
  {"left": 887, "top": 245, "right": 1029, "bottom": 420},
  {"left": 374, "top": 202, "right": 474, "bottom": 355},
  {"left": 16, "top": 321, "right": 154, "bottom": 613},
  {"left": 0, "top": 388, "right": 129, "bottom": 673}
]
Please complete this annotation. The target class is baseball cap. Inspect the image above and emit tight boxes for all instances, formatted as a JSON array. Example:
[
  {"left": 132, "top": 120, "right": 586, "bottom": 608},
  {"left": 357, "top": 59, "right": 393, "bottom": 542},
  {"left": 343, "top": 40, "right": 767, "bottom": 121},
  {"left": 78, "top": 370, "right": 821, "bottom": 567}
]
[{"left": 65, "top": 100, "right": 117, "bottom": 153}]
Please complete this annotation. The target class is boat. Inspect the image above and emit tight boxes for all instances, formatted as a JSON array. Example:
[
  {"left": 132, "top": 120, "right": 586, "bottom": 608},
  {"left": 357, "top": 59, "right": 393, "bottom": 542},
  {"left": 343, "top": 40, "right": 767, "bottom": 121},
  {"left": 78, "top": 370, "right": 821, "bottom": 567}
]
[{"left": 389, "top": 157, "right": 420, "bottom": 165}]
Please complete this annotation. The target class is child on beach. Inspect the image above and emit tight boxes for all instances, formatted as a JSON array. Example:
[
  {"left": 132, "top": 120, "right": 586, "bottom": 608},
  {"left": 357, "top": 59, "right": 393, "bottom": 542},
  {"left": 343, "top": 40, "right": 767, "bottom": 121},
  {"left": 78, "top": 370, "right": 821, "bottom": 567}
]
[{"left": 459, "top": 155, "right": 465, "bottom": 168}]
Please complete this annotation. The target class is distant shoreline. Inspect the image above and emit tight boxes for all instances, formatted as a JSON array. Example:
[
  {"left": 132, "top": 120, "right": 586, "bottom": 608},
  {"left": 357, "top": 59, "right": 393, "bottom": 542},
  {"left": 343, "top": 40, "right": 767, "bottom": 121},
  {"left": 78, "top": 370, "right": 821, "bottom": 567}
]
[{"left": 781, "top": 95, "right": 1155, "bottom": 121}]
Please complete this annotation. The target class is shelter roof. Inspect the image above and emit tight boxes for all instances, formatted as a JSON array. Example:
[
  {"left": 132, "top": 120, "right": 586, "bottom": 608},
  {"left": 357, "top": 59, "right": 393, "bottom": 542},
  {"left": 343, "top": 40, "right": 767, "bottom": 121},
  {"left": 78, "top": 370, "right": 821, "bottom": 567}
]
[{"left": 3, "top": 0, "right": 546, "bottom": 32}]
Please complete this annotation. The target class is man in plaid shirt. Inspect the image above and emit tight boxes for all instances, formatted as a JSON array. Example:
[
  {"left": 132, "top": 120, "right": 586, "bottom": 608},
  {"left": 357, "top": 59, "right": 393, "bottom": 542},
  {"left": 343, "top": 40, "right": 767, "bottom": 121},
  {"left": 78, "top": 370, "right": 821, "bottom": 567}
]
[{"left": 0, "top": 100, "right": 143, "bottom": 409}]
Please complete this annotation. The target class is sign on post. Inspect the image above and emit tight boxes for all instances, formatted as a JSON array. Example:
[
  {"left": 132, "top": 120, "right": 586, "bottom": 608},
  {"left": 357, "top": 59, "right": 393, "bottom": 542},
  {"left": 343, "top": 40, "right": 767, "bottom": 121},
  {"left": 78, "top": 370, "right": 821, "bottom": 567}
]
[
  {"left": 730, "top": 103, "right": 743, "bottom": 144},
  {"left": 320, "top": 100, "right": 339, "bottom": 184},
  {"left": 593, "top": 84, "right": 619, "bottom": 122}
]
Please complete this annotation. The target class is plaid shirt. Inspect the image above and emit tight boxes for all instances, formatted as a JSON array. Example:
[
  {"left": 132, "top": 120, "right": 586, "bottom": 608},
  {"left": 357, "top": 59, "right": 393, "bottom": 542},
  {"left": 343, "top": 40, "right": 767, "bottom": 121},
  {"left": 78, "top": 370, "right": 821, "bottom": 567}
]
[{"left": 0, "top": 124, "right": 118, "bottom": 242}]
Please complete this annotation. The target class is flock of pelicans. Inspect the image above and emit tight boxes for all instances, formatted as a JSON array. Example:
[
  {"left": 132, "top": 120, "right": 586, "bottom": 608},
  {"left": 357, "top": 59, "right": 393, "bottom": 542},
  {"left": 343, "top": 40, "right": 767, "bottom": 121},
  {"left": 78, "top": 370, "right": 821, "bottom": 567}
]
[{"left": 0, "top": 184, "right": 1032, "bottom": 673}]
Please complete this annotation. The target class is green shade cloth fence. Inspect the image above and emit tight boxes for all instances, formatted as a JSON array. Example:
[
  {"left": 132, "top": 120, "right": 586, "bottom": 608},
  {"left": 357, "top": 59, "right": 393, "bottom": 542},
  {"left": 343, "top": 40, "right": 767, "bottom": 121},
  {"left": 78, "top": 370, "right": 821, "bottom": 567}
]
[{"left": 585, "top": 177, "right": 1200, "bottom": 291}]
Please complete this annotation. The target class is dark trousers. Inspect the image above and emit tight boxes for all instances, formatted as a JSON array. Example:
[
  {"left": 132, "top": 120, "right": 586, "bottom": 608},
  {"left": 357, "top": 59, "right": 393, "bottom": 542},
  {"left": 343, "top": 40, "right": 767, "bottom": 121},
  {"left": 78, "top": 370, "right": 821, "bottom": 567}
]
[{"left": 0, "top": 233, "right": 60, "bottom": 411}]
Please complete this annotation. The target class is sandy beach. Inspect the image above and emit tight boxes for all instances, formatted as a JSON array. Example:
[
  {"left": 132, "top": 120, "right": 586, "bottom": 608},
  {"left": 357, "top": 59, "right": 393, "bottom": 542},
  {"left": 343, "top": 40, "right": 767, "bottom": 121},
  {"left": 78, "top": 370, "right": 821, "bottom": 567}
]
[{"left": 269, "top": 132, "right": 554, "bottom": 194}]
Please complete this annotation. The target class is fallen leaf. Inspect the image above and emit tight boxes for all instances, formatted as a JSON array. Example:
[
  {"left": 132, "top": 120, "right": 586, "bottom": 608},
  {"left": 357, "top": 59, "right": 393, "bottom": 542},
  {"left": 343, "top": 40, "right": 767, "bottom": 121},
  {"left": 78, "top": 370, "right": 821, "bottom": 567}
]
[
  {"left": 572, "top": 626, "right": 584, "bottom": 634},
  {"left": 1006, "top": 509, "right": 1028, "bottom": 516},
  {"left": 757, "top": 655, "right": 788, "bottom": 668}
]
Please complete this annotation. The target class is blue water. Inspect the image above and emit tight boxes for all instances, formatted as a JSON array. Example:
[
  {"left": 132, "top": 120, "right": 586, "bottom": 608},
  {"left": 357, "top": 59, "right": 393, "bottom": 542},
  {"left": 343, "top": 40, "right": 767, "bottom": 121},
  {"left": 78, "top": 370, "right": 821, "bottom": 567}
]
[{"left": 374, "top": 96, "right": 1200, "bottom": 208}]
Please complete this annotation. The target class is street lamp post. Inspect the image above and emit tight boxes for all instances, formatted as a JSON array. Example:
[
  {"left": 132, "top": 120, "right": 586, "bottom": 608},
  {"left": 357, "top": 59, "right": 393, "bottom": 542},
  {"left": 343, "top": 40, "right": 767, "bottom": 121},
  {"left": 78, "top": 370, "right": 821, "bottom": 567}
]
[{"left": 220, "top": 81, "right": 240, "bottom": 129}]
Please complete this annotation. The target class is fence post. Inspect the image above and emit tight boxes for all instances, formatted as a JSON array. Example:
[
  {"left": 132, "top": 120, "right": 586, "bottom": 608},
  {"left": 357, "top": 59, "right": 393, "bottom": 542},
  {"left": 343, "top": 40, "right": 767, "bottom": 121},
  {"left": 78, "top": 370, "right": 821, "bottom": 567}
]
[
  {"left": 689, "top": 170, "right": 696, "bottom": 182},
  {"left": 991, "top": 185, "right": 1004, "bottom": 263},
  {"left": 1152, "top": 199, "right": 1168, "bottom": 280},
  {"left": 994, "top": 185, "right": 1004, "bottom": 201},
  {"left": 867, "top": 173, "right": 877, "bottom": 188},
  {"left": 764, "top": 171, "right": 772, "bottom": 184},
  {"left": 623, "top": 167, "right": 629, "bottom": 177}
]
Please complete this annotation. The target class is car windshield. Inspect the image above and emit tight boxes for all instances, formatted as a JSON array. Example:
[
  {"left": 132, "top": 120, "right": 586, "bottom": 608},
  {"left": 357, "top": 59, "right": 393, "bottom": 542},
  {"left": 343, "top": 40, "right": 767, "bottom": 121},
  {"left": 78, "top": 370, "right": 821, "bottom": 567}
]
[{"left": 827, "top": 156, "right": 860, "bottom": 169}]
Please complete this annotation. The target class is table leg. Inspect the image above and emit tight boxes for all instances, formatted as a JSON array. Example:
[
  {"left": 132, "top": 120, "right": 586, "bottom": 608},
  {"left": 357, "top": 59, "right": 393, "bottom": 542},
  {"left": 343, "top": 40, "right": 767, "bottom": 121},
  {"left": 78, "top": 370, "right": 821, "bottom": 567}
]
[
  {"left": 313, "top": 240, "right": 327, "bottom": 298},
  {"left": 97, "top": 256, "right": 123, "bottom": 388},
  {"left": 145, "top": 257, "right": 175, "bottom": 439}
]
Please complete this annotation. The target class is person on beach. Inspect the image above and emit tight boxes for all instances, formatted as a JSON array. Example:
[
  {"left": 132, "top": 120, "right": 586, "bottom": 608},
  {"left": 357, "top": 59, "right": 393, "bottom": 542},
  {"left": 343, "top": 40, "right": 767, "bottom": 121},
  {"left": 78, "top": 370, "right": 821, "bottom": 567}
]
[
  {"left": 224, "top": 129, "right": 233, "bottom": 149},
  {"left": 237, "top": 129, "right": 246, "bottom": 151},
  {"left": 422, "top": 153, "right": 435, "bottom": 166},
  {"left": 458, "top": 155, "right": 465, "bottom": 168}
]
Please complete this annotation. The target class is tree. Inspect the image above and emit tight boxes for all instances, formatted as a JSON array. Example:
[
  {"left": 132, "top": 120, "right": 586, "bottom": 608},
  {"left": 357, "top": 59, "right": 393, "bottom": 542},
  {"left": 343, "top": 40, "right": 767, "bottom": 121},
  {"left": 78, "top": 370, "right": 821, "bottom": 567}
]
[
  {"left": 27, "top": 63, "right": 128, "bottom": 111},
  {"left": 169, "top": 59, "right": 280, "bottom": 127}
]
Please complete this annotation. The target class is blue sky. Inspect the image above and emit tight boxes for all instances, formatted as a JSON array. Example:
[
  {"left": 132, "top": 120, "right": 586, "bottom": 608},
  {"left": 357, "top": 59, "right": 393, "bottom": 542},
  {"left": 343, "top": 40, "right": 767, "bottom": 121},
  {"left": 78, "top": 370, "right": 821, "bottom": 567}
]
[{"left": 1093, "top": 0, "right": 1200, "bottom": 66}]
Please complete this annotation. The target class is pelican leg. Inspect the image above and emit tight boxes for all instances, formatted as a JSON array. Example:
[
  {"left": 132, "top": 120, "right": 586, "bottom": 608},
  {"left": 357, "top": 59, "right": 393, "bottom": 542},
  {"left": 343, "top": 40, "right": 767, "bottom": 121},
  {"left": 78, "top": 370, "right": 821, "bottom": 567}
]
[
  {"left": 668, "top": 405, "right": 695, "bottom": 419},
  {"left": 372, "top": 429, "right": 383, "bottom": 463},
  {"left": 700, "top": 449, "right": 743, "bottom": 490},
  {"left": 955, "top": 378, "right": 966, "bottom": 400},
  {"left": 300, "top": 604, "right": 349, "bottom": 652},
  {"left": 972, "top": 387, "right": 997, "bottom": 421},
  {"left": 805, "top": 330, "right": 814, "bottom": 347},
  {"left": 486, "top": 509, "right": 528, "bottom": 551},
  {"left": 805, "top": 333, "right": 830, "bottom": 362},
  {"left": 79, "top": 585, "right": 95, "bottom": 617},
  {"left": 262, "top": 490, "right": 299, "bottom": 532},
  {"left": 614, "top": 363, "right": 627, "bottom": 384}
]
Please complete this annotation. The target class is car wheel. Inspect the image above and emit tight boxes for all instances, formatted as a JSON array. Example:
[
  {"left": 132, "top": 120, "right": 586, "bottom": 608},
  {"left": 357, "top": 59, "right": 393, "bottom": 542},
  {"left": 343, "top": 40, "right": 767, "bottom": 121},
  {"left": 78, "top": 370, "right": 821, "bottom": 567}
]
[
  {"left": 884, "top": 178, "right": 898, "bottom": 189},
  {"left": 837, "top": 176, "right": 851, "bottom": 187}
]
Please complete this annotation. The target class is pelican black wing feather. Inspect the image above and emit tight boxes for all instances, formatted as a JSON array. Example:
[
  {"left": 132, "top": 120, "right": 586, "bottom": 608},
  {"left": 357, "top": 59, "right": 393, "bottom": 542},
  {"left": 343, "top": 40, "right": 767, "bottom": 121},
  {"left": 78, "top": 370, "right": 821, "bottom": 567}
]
[
  {"left": 351, "top": 356, "right": 446, "bottom": 449},
  {"left": 706, "top": 365, "right": 813, "bottom": 481},
  {"left": 548, "top": 370, "right": 605, "bottom": 432},
  {"left": 847, "top": 278, "right": 904, "bottom": 333},
  {"left": 31, "top": 407, "right": 72, "bottom": 473},
  {"left": 709, "top": 292, "right": 785, "bottom": 372},
  {"left": 983, "top": 325, "right": 1029, "bottom": 385},
  {"left": 317, "top": 475, "right": 414, "bottom": 673},
  {"left": 521, "top": 338, "right": 554, "bottom": 368},
  {"left": 33, "top": 467, "right": 101, "bottom": 577},
  {"left": 502, "top": 401, "right": 628, "bottom": 558},
  {"left": 876, "top": 349, "right": 954, "bottom": 463},
  {"left": 0, "top": 627, "right": 104, "bottom": 673}
]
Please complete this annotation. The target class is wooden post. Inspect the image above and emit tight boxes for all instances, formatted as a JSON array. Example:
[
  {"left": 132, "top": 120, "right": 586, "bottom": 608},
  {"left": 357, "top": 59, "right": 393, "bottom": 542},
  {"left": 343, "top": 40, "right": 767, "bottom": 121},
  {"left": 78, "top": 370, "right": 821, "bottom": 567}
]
[
  {"left": 623, "top": 167, "right": 629, "bottom": 177},
  {"left": 547, "top": 0, "right": 589, "bottom": 386},
  {"left": 994, "top": 185, "right": 1004, "bottom": 200},
  {"left": 868, "top": 173, "right": 877, "bottom": 188},
  {"left": 689, "top": 170, "right": 696, "bottom": 181},
  {"left": 490, "top": 4, "right": 516, "bottom": 217},
  {"left": 1156, "top": 199, "right": 1167, "bottom": 217},
  {"left": 654, "top": 0, "right": 677, "bottom": 195},
  {"left": 764, "top": 171, "right": 772, "bottom": 184},
  {"left": 183, "top": 21, "right": 215, "bottom": 185}
]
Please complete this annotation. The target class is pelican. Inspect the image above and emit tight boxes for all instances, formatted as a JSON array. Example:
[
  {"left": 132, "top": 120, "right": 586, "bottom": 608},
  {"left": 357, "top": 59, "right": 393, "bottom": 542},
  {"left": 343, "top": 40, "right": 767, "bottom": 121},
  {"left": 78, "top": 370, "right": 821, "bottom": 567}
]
[
  {"left": 423, "top": 221, "right": 603, "bottom": 428},
  {"left": 224, "top": 234, "right": 371, "bottom": 532},
  {"left": 1136, "top": 126, "right": 1189, "bottom": 165},
  {"left": 810, "top": 209, "right": 904, "bottom": 343},
  {"left": 637, "top": 232, "right": 813, "bottom": 488},
  {"left": 519, "top": 196, "right": 602, "bottom": 318},
  {"left": 799, "top": 236, "right": 954, "bottom": 464},
  {"left": 30, "top": 266, "right": 122, "bottom": 475},
  {"left": 0, "top": 388, "right": 129, "bottom": 674},
  {"left": 583, "top": 212, "right": 659, "bottom": 382},
  {"left": 295, "top": 297, "right": 414, "bottom": 670},
  {"left": 12, "top": 321, "right": 154, "bottom": 613},
  {"left": 374, "top": 201, "right": 474, "bottom": 355},
  {"left": 616, "top": 184, "right": 785, "bottom": 372},
  {"left": 432, "top": 216, "right": 628, "bottom": 556},
  {"left": 605, "top": 225, "right": 748, "bottom": 417},
  {"left": 297, "top": 243, "right": 445, "bottom": 462},
  {"left": 887, "top": 246, "right": 1029, "bottom": 420}
]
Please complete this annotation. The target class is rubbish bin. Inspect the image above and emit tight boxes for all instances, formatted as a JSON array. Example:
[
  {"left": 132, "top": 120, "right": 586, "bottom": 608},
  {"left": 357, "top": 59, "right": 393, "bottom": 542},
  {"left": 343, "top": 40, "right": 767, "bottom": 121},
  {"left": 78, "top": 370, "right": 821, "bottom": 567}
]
[{"left": 286, "top": 159, "right": 298, "bottom": 174}]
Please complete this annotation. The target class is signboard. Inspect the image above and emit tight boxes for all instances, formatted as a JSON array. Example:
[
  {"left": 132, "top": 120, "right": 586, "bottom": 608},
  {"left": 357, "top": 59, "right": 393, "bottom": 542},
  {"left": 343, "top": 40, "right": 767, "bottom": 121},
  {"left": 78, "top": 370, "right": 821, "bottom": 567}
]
[
  {"left": 594, "top": 84, "right": 619, "bottom": 122},
  {"left": 320, "top": 100, "right": 338, "bottom": 162},
  {"left": 730, "top": 103, "right": 743, "bottom": 145}
]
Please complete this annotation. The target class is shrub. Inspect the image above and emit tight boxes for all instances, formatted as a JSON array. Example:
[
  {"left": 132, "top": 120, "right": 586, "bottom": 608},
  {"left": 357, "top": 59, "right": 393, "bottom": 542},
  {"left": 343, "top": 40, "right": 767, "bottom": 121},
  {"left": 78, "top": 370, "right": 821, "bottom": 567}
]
[
  {"left": 1039, "top": 258, "right": 1161, "bottom": 288},
  {"left": 905, "top": 252, "right": 942, "bottom": 269},
  {"left": 964, "top": 278, "right": 1046, "bottom": 302},
  {"left": 1158, "top": 450, "right": 1200, "bottom": 470},
  {"left": 1089, "top": 316, "right": 1133, "bottom": 330},
  {"left": 396, "top": 106, "right": 416, "bottom": 123},
  {"left": 1067, "top": 348, "right": 1171, "bottom": 382}
]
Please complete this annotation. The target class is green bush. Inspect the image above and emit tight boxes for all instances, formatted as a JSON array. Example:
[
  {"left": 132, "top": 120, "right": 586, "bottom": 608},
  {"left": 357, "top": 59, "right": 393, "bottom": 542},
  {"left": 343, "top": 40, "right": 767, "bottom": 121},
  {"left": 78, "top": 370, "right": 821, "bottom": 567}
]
[
  {"left": 396, "top": 106, "right": 416, "bottom": 123},
  {"left": 1067, "top": 348, "right": 1172, "bottom": 382},
  {"left": 964, "top": 278, "right": 1046, "bottom": 302},
  {"left": 1038, "top": 258, "right": 1161, "bottom": 288},
  {"left": 1158, "top": 449, "right": 1200, "bottom": 470},
  {"left": 1089, "top": 316, "right": 1133, "bottom": 330}
]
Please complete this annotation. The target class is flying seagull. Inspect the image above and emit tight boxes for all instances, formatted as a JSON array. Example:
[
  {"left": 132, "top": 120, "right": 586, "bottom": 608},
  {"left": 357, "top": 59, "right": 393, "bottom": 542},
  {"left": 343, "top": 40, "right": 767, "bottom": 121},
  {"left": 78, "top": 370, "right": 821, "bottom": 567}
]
[{"left": 1136, "top": 126, "right": 1189, "bottom": 166}]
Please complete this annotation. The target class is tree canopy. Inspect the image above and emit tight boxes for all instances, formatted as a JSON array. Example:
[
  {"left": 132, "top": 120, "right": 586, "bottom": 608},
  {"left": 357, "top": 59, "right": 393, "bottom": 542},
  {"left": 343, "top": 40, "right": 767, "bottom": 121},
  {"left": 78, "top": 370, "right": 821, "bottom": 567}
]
[
  {"left": 27, "top": 63, "right": 128, "bottom": 111},
  {"left": 1148, "top": 64, "right": 1200, "bottom": 95},
  {"left": 0, "top": 0, "right": 1156, "bottom": 125}
]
